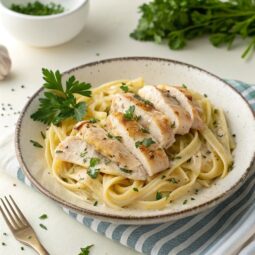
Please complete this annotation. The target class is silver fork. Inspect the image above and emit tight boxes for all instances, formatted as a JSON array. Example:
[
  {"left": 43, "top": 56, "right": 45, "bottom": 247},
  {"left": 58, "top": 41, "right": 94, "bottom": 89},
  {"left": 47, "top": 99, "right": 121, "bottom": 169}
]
[{"left": 0, "top": 195, "right": 49, "bottom": 255}]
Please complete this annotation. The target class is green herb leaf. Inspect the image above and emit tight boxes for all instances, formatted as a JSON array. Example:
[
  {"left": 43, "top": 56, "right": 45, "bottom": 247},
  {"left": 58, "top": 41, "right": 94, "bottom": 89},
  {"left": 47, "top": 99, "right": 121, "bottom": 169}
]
[
  {"left": 79, "top": 244, "right": 94, "bottom": 255},
  {"left": 30, "top": 140, "right": 43, "bottom": 148},
  {"left": 119, "top": 168, "right": 133, "bottom": 174},
  {"left": 39, "top": 223, "right": 47, "bottom": 230},
  {"left": 120, "top": 83, "right": 129, "bottom": 92},
  {"left": 39, "top": 214, "right": 48, "bottom": 220},
  {"left": 107, "top": 133, "right": 122, "bottom": 142},
  {"left": 135, "top": 138, "right": 155, "bottom": 148},
  {"left": 31, "top": 69, "right": 91, "bottom": 125},
  {"left": 87, "top": 168, "right": 100, "bottom": 179},
  {"left": 124, "top": 105, "right": 135, "bottom": 120},
  {"left": 133, "top": 187, "right": 139, "bottom": 192},
  {"left": 11, "top": 1, "right": 64, "bottom": 16},
  {"left": 156, "top": 191, "right": 162, "bottom": 200},
  {"left": 131, "top": 0, "right": 255, "bottom": 59}
]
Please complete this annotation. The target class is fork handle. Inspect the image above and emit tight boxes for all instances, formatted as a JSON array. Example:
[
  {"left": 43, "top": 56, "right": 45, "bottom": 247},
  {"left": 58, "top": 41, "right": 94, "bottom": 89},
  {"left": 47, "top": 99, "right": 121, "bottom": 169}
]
[
  {"left": 29, "top": 239, "right": 49, "bottom": 255},
  {"left": 34, "top": 243, "right": 49, "bottom": 255}
]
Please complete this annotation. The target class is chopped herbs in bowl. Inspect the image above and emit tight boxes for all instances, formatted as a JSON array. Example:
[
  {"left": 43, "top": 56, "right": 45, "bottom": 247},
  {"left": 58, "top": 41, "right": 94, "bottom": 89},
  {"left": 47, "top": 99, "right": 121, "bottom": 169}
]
[{"left": 10, "top": 1, "right": 64, "bottom": 16}]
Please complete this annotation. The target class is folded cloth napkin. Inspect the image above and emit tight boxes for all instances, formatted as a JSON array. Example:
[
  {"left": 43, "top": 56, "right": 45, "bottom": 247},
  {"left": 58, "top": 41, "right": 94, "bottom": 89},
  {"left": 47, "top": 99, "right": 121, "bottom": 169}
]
[{"left": 0, "top": 80, "right": 254, "bottom": 255}]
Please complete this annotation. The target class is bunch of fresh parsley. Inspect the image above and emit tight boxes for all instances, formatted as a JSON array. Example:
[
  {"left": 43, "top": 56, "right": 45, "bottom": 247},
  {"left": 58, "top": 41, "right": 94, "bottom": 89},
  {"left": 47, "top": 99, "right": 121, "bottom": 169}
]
[
  {"left": 131, "top": 0, "right": 255, "bottom": 58},
  {"left": 31, "top": 68, "right": 91, "bottom": 125}
]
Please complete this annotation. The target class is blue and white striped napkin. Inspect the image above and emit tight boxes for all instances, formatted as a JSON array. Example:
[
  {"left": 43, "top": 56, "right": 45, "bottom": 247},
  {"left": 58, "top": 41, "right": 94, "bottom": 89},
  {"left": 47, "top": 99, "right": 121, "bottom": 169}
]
[{"left": 0, "top": 80, "right": 254, "bottom": 255}]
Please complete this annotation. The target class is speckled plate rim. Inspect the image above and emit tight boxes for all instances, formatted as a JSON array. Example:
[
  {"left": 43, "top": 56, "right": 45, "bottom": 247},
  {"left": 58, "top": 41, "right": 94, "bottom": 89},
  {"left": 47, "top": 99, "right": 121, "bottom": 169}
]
[{"left": 15, "top": 57, "right": 255, "bottom": 223}]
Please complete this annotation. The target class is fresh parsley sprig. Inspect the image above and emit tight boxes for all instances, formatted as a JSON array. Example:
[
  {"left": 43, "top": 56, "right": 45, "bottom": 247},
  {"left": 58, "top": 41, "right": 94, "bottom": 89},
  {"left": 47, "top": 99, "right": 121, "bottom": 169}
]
[
  {"left": 31, "top": 68, "right": 91, "bottom": 125},
  {"left": 131, "top": 0, "right": 255, "bottom": 58}
]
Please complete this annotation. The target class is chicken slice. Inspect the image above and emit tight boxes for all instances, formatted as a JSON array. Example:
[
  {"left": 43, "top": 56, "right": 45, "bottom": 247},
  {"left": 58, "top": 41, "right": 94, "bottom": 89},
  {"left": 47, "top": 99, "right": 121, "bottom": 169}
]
[
  {"left": 138, "top": 85, "right": 192, "bottom": 135},
  {"left": 111, "top": 93, "right": 175, "bottom": 148},
  {"left": 55, "top": 136, "right": 147, "bottom": 180},
  {"left": 157, "top": 85, "right": 205, "bottom": 130},
  {"left": 75, "top": 121, "right": 147, "bottom": 178},
  {"left": 107, "top": 112, "right": 170, "bottom": 176}
]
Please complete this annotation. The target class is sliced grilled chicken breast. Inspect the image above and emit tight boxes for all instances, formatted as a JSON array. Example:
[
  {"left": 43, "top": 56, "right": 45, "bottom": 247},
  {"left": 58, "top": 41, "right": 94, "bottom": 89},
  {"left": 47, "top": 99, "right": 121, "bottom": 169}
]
[
  {"left": 157, "top": 85, "right": 205, "bottom": 130},
  {"left": 55, "top": 136, "right": 147, "bottom": 180},
  {"left": 138, "top": 85, "right": 192, "bottom": 135},
  {"left": 111, "top": 93, "right": 175, "bottom": 148},
  {"left": 107, "top": 112, "right": 170, "bottom": 176},
  {"left": 75, "top": 121, "right": 147, "bottom": 178}
]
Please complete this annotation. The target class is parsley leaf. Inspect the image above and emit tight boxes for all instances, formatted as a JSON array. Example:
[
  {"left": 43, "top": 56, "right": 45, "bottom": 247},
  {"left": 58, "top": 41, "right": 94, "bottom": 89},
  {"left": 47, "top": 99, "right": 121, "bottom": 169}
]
[
  {"left": 135, "top": 138, "right": 156, "bottom": 148},
  {"left": 123, "top": 105, "right": 135, "bottom": 120},
  {"left": 30, "top": 140, "right": 43, "bottom": 148},
  {"left": 107, "top": 133, "right": 122, "bottom": 142},
  {"left": 131, "top": 0, "right": 255, "bottom": 59},
  {"left": 79, "top": 244, "right": 94, "bottom": 255},
  {"left": 120, "top": 83, "right": 129, "bottom": 92},
  {"left": 31, "top": 68, "right": 91, "bottom": 125},
  {"left": 87, "top": 158, "right": 100, "bottom": 179},
  {"left": 39, "top": 214, "right": 48, "bottom": 220},
  {"left": 119, "top": 168, "right": 133, "bottom": 174},
  {"left": 156, "top": 191, "right": 162, "bottom": 200}
]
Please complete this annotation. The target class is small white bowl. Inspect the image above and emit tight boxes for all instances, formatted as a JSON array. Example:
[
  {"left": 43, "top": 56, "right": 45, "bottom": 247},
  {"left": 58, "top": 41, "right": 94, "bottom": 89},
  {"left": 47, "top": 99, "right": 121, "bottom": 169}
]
[{"left": 0, "top": 0, "right": 89, "bottom": 47}]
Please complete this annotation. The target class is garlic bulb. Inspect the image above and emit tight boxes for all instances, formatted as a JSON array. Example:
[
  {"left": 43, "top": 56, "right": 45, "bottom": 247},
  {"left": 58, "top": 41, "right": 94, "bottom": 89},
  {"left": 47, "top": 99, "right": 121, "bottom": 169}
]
[{"left": 0, "top": 45, "right": 11, "bottom": 80}]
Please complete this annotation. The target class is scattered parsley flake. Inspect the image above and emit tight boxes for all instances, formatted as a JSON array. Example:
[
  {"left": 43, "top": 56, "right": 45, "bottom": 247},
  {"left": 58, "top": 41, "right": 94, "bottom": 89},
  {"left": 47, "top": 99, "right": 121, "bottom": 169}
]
[
  {"left": 182, "top": 84, "right": 187, "bottom": 88},
  {"left": 40, "top": 131, "right": 46, "bottom": 139},
  {"left": 93, "top": 201, "right": 98, "bottom": 206},
  {"left": 107, "top": 133, "right": 122, "bottom": 142},
  {"left": 171, "top": 122, "right": 176, "bottom": 128},
  {"left": 169, "top": 178, "right": 178, "bottom": 184},
  {"left": 39, "top": 214, "right": 48, "bottom": 220},
  {"left": 183, "top": 199, "right": 188, "bottom": 205},
  {"left": 55, "top": 150, "right": 63, "bottom": 154},
  {"left": 78, "top": 244, "right": 94, "bottom": 255},
  {"left": 30, "top": 140, "right": 43, "bottom": 148},
  {"left": 88, "top": 118, "right": 98, "bottom": 123},
  {"left": 119, "top": 168, "right": 133, "bottom": 174},
  {"left": 133, "top": 187, "right": 139, "bottom": 192},
  {"left": 120, "top": 83, "right": 129, "bottom": 92},
  {"left": 135, "top": 138, "right": 155, "bottom": 148},
  {"left": 156, "top": 191, "right": 162, "bottom": 200},
  {"left": 140, "top": 127, "right": 149, "bottom": 134},
  {"left": 39, "top": 223, "right": 47, "bottom": 230}
]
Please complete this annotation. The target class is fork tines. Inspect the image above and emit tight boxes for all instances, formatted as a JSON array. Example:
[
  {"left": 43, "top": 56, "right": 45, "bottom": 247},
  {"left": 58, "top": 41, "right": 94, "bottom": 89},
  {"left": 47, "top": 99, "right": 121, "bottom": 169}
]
[{"left": 0, "top": 195, "right": 29, "bottom": 232}]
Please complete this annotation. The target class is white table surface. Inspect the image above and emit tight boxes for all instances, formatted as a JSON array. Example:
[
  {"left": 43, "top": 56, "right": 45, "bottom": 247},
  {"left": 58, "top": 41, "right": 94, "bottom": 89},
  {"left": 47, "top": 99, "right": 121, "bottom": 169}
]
[{"left": 0, "top": 0, "right": 254, "bottom": 254}]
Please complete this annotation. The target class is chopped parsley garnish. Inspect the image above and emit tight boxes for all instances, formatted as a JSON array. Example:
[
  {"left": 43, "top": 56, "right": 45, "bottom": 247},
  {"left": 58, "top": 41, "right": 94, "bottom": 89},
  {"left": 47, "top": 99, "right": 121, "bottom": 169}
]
[
  {"left": 161, "top": 175, "right": 166, "bottom": 179},
  {"left": 40, "top": 131, "right": 46, "bottom": 139},
  {"left": 31, "top": 68, "right": 91, "bottom": 125},
  {"left": 204, "top": 94, "right": 208, "bottom": 98},
  {"left": 90, "top": 157, "right": 100, "bottom": 167},
  {"left": 183, "top": 199, "right": 188, "bottom": 205},
  {"left": 134, "top": 94, "right": 153, "bottom": 106},
  {"left": 171, "top": 122, "right": 176, "bottom": 128},
  {"left": 191, "top": 197, "right": 196, "bottom": 201},
  {"left": 93, "top": 201, "right": 98, "bottom": 206},
  {"left": 156, "top": 191, "right": 162, "bottom": 200},
  {"left": 140, "top": 127, "right": 149, "bottom": 134},
  {"left": 39, "top": 223, "right": 47, "bottom": 230},
  {"left": 120, "top": 83, "right": 129, "bottom": 92},
  {"left": 55, "top": 150, "right": 63, "bottom": 154},
  {"left": 232, "top": 134, "right": 236, "bottom": 137},
  {"left": 107, "top": 133, "right": 122, "bottom": 142},
  {"left": 80, "top": 150, "right": 87, "bottom": 157},
  {"left": 174, "top": 156, "right": 182, "bottom": 160},
  {"left": 182, "top": 84, "right": 187, "bottom": 88},
  {"left": 87, "top": 158, "right": 101, "bottom": 179},
  {"left": 88, "top": 118, "right": 98, "bottom": 123},
  {"left": 78, "top": 244, "right": 94, "bottom": 255},
  {"left": 169, "top": 178, "right": 178, "bottom": 184},
  {"left": 133, "top": 187, "right": 139, "bottom": 192},
  {"left": 2, "top": 242, "right": 6, "bottom": 246},
  {"left": 135, "top": 138, "right": 155, "bottom": 148},
  {"left": 21, "top": 247, "right": 24, "bottom": 251},
  {"left": 119, "top": 168, "right": 133, "bottom": 174},
  {"left": 123, "top": 105, "right": 140, "bottom": 121},
  {"left": 39, "top": 214, "right": 48, "bottom": 220},
  {"left": 3, "top": 233, "right": 7, "bottom": 236},
  {"left": 10, "top": 1, "right": 64, "bottom": 16},
  {"left": 30, "top": 140, "right": 43, "bottom": 148}
]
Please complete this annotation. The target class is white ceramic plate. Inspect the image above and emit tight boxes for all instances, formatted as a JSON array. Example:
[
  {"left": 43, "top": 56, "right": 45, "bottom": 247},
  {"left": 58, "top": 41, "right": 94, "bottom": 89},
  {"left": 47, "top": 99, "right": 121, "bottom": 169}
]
[{"left": 15, "top": 57, "right": 255, "bottom": 224}]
